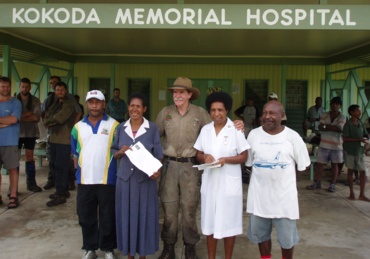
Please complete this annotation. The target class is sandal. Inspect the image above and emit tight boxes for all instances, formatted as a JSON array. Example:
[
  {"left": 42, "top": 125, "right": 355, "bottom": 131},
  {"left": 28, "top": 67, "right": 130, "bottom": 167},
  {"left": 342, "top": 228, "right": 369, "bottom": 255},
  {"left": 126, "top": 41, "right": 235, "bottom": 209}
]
[{"left": 8, "top": 197, "right": 19, "bottom": 209}]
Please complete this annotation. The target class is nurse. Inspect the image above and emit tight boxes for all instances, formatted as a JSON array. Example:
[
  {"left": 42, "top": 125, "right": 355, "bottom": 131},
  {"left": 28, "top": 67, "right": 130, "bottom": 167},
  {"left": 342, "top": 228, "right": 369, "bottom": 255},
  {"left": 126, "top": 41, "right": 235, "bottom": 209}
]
[{"left": 194, "top": 91, "right": 250, "bottom": 259}]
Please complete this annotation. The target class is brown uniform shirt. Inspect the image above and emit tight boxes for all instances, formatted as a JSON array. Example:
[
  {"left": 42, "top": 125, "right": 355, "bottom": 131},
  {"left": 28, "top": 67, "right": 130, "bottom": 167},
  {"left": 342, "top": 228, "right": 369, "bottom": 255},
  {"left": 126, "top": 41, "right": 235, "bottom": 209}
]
[
  {"left": 19, "top": 95, "right": 41, "bottom": 138},
  {"left": 155, "top": 103, "right": 211, "bottom": 158}
]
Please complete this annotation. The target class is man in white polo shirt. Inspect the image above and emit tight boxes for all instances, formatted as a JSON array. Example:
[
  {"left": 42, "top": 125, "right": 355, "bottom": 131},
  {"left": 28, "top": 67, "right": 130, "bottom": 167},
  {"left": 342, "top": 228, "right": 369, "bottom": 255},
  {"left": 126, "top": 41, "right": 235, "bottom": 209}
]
[{"left": 71, "top": 90, "right": 119, "bottom": 259}]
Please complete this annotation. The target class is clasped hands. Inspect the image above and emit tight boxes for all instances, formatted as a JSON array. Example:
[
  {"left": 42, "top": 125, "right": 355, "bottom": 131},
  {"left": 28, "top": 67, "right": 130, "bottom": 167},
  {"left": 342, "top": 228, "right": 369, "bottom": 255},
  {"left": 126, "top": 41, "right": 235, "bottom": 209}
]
[{"left": 203, "top": 154, "right": 226, "bottom": 167}]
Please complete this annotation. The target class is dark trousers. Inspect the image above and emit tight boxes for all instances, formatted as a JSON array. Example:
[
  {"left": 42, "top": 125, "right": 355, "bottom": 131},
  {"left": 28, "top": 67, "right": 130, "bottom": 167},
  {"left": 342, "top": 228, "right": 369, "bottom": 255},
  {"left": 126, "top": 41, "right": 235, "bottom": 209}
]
[
  {"left": 47, "top": 142, "right": 75, "bottom": 184},
  {"left": 49, "top": 143, "right": 70, "bottom": 195},
  {"left": 46, "top": 140, "right": 54, "bottom": 182},
  {"left": 77, "top": 184, "right": 117, "bottom": 251}
]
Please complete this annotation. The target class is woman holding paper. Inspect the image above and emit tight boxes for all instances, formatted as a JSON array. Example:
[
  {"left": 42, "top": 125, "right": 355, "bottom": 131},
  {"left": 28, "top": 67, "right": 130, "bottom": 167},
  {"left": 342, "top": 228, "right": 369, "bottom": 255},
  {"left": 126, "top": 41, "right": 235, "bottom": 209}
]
[
  {"left": 111, "top": 93, "right": 162, "bottom": 259},
  {"left": 194, "top": 91, "right": 250, "bottom": 259}
]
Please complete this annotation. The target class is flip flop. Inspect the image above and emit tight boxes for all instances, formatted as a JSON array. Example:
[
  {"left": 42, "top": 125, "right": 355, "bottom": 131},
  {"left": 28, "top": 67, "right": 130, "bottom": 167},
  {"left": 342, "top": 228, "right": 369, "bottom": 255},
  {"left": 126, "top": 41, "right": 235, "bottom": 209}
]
[{"left": 8, "top": 197, "right": 19, "bottom": 209}]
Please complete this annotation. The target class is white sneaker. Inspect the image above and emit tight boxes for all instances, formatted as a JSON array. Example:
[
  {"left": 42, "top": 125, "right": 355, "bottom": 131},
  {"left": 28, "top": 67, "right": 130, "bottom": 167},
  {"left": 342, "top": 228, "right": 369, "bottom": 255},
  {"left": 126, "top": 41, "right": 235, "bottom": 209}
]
[
  {"left": 82, "top": 250, "right": 97, "bottom": 259},
  {"left": 105, "top": 250, "right": 116, "bottom": 259}
]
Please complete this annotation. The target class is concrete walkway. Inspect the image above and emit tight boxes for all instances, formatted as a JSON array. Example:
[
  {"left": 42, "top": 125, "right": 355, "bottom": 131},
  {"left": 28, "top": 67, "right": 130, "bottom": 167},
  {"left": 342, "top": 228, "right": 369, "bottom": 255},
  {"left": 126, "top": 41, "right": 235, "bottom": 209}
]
[{"left": 1, "top": 157, "right": 370, "bottom": 259}]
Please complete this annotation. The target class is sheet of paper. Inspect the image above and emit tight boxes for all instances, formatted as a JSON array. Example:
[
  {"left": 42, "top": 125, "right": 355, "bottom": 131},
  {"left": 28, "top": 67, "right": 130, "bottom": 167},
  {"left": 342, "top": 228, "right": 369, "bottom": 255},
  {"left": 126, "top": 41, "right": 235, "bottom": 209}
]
[
  {"left": 193, "top": 160, "right": 221, "bottom": 171},
  {"left": 125, "top": 141, "right": 162, "bottom": 176}
]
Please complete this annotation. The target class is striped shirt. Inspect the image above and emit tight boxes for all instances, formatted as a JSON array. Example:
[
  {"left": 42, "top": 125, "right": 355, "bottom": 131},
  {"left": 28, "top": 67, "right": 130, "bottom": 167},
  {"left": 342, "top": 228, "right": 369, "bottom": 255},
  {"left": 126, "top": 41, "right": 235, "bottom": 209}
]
[
  {"left": 319, "top": 111, "right": 347, "bottom": 150},
  {"left": 71, "top": 113, "right": 119, "bottom": 185}
]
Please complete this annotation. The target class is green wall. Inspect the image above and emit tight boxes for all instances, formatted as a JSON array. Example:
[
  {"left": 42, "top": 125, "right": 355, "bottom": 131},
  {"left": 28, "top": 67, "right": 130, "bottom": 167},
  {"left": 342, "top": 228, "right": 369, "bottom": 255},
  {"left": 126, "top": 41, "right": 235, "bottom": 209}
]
[{"left": 2, "top": 61, "right": 370, "bottom": 120}]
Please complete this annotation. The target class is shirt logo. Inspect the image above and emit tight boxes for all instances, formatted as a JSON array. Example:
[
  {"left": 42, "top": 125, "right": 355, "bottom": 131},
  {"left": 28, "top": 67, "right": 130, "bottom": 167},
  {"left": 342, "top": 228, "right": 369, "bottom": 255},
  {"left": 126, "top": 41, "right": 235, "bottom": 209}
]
[
  {"left": 165, "top": 114, "right": 172, "bottom": 121},
  {"left": 101, "top": 128, "right": 109, "bottom": 135}
]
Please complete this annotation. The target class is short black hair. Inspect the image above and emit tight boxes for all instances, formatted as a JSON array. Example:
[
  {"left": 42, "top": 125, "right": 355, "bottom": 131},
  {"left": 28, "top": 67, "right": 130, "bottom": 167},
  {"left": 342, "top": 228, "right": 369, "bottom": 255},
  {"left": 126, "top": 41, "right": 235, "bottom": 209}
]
[
  {"left": 50, "top": 76, "right": 61, "bottom": 82},
  {"left": 128, "top": 93, "right": 147, "bottom": 107},
  {"left": 113, "top": 88, "right": 120, "bottom": 92},
  {"left": 330, "top": 96, "right": 342, "bottom": 106},
  {"left": 20, "top": 77, "right": 31, "bottom": 85},
  {"left": 55, "top": 81, "right": 68, "bottom": 90},
  {"left": 205, "top": 92, "right": 232, "bottom": 113},
  {"left": 0, "top": 76, "right": 11, "bottom": 84},
  {"left": 348, "top": 104, "right": 359, "bottom": 115}
]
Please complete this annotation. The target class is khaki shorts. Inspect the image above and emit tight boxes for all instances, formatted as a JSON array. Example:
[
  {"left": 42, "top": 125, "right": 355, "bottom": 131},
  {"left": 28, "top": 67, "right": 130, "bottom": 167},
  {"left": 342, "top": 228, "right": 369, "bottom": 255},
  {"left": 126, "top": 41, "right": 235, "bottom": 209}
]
[
  {"left": 0, "top": 146, "right": 20, "bottom": 170},
  {"left": 344, "top": 152, "right": 366, "bottom": 171}
]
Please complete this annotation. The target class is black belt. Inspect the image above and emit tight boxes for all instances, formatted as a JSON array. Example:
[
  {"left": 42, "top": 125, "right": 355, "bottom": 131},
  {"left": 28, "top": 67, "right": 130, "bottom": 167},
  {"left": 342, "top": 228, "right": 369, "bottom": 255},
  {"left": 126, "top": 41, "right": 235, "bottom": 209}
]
[{"left": 167, "top": 156, "right": 196, "bottom": 163}]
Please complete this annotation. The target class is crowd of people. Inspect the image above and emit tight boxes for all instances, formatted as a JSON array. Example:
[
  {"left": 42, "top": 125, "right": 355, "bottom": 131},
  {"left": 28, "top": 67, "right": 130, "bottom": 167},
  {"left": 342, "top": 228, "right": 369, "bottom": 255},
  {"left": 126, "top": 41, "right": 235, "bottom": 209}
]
[
  {"left": 305, "top": 97, "right": 370, "bottom": 201},
  {"left": 0, "top": 74, "right": 369, "bottom": 259}
]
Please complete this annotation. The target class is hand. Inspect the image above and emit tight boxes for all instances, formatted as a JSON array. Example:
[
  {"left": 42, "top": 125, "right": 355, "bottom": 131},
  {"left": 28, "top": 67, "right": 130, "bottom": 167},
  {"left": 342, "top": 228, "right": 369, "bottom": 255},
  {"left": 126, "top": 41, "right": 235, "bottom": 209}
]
[
  {"left": 217, "top": 157, "right": 226, "bottom": 167},
  {"left": 150, "top": 170, "right": 161, "bottom": 180},
  {"left": 234, "top": 120, "right": 244, "bottom": 132},
  {"left": 115, "top": 145, "right": 132, "bottom": 159},
  {"left": 204, "top": 154, "right": 215, "bottom": 164},
  {"left": 361, "top": 138, "right": 369, "bottom": 144}
]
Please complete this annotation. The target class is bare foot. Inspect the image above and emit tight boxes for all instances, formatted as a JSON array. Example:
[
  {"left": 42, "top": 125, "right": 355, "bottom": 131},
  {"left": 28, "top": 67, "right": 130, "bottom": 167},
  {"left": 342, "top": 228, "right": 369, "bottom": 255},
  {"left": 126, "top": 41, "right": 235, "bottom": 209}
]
[
  {"left": 348, "top": 195, "right": 355, "bottom": 200},
  {"left": 358, "top": 196, "right": 370, "bottom": 202}
]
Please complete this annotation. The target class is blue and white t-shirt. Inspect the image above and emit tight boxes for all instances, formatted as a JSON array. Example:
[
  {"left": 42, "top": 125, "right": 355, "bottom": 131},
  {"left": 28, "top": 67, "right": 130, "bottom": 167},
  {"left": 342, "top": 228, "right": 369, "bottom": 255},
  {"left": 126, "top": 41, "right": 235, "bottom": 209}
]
[
  {"left": 71, "top": 114, "right": 119, "bottom": 185},
  {"left": 0, "top": 97, "right": 22, "bottom": 146},
  {"left": 246, "top": 126, "right": 310, "bottom": 220}
]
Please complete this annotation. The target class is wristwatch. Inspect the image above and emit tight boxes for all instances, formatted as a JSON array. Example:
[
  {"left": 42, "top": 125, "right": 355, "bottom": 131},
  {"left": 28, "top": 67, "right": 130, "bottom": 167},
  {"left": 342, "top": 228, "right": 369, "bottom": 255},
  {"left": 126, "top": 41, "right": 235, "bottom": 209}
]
[{"left": 323, "top": 124, "right": 326, "bottom": 129}]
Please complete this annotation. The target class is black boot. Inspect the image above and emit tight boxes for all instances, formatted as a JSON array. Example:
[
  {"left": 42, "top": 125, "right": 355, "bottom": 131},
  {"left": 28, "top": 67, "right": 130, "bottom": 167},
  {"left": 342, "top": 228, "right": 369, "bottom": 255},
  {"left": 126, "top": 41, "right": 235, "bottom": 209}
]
[
  {"left": 26, "top": 161, "right": 42, "bottom": 192},
  {"left": 43, "top": 180, "right": 55, "bottom": 190},
  {"left": 184, "top": 243, "right": 197, "bottom": 259},
  {"left": 157, "top": 244, "right": 175, "bottom": 259}
]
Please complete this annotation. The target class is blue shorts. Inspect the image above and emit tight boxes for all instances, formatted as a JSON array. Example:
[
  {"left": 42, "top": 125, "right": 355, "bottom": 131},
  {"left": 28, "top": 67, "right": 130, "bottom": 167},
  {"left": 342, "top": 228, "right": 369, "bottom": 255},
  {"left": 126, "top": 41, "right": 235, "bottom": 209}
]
[
  {"left": 247, "top": 214, "right": 299, "bottom": 249},
  {"left": 317, "top": 147, "right": 343, "bottom": 164}
]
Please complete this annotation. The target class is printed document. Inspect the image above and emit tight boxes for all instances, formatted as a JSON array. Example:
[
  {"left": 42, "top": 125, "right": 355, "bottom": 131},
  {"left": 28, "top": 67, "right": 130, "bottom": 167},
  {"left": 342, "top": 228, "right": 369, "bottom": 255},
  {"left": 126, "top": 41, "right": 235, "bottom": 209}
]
[
  {"left": 193, "top": 160, "right": 221, "bottom": 171},
  {"left": 125, "top": 141, "right": 162, "bottom": 176}
]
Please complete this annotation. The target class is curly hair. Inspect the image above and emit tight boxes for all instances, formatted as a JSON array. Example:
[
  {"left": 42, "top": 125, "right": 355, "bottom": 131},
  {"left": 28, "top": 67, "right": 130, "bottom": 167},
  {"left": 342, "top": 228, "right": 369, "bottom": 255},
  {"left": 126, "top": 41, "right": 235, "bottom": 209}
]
[{"left": 205, "top": 91, "right": 232, "bottom": 114}]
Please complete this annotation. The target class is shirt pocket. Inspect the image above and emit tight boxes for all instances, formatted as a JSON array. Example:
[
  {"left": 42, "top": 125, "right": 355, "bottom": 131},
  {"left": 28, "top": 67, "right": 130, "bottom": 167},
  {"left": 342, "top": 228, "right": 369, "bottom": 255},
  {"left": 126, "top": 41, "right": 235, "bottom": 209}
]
[
  {"left": 164, "top": 120, "right": 175, "bottom": 142},
  {"left": 224, "top": 174, "right": 242, "bottom": 197},
  {"left": 186, "top": 118, "right": 201, "bottom": 143}
]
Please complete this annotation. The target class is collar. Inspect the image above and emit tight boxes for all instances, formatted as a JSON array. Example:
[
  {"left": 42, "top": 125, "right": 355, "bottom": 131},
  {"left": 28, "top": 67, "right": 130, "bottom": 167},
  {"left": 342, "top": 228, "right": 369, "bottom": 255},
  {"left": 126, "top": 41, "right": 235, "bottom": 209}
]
[
  {"left": 174, "top": 103, "right": 191, "bottom": 116},
  {"left": 211, "top": 118, "right": 234, "bottom": 130},
  {"left": 123, "top": 118, "right": 150, "bottom": 140},
  {"left": 349, "top": 118, "right": 361, "bottom": 126},
  {"left": 83, "top": 113, "right": 108, "bottom": 123}
]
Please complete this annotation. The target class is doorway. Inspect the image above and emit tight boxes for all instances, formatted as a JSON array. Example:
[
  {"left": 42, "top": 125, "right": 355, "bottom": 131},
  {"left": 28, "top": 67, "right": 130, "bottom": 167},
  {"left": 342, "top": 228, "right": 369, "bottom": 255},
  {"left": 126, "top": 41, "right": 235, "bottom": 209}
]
[
  {"left": 243, "top": 79, "right": 269, "bottom": 122},
  {"left": 285, "top": 80, "right": 308, "bottom": 136},
  {"left": 127, "top": 78, "right": 151, "bottom": 120}
]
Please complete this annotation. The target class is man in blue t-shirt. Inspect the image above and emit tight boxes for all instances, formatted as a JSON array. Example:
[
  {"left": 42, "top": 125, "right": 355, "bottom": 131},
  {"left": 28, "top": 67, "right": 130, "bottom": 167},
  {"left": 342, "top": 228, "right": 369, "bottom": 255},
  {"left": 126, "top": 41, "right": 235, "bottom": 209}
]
[{"left": 0, "top": 76, "right": 22, "bottom": 209}]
